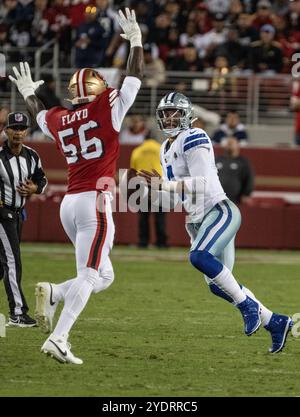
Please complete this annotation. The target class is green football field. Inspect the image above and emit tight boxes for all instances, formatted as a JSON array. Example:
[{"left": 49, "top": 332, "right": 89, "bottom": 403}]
[{"left": 0, "top": 244, "right": 299, "bottom": 397}]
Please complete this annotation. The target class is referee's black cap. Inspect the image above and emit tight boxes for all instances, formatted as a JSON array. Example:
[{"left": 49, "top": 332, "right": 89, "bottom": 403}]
[{"left": 6, "top": 112, "right": 30, "bottom": 129}]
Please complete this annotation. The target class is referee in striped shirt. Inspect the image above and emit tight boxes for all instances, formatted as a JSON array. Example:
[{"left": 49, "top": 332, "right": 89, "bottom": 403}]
[{"left": 0, "top": 111, "right": 47, "bottom": 327}]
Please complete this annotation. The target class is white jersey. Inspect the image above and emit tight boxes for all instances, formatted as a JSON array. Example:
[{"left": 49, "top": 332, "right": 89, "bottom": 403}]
[{"left": 160, "top": 127, "right": 226, "bottom": 223}]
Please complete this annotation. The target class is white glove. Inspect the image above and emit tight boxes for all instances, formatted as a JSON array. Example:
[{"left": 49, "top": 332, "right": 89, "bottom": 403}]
[
  {"left": 9, "top": 62, "right": 44, "bottom": 100},
  {"left": 117, "top": 8, "right": 142, "bottom": 48}
]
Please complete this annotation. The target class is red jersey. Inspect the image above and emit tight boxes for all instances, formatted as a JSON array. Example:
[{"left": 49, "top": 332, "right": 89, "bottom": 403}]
[
  {"left": 45, "top": 88, "right": 118, "bottom": 193},
  {"left": 37, "top": 76, "right": 141, "bottom": 194},
  {"left": 292, "top": 81, "right": 300, "bottom": 134}
]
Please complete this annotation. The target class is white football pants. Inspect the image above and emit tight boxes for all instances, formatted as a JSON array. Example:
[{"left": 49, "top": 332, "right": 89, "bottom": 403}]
[{"left": 60, "top": 191, "right": 115, "bottom": 283}]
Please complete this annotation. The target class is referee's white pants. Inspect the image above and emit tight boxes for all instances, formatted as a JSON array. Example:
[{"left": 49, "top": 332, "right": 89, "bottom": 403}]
[{"left": 60, "top": 191, "right": 115, "bottom": 289}]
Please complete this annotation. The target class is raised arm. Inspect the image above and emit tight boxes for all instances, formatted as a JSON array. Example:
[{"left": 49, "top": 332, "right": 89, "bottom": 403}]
[
  {"left": 117, "top": 8, "right": 144, "bottom": 80},
  {"left": 9, "top": 62, "right": 45, "bottom": 123}
]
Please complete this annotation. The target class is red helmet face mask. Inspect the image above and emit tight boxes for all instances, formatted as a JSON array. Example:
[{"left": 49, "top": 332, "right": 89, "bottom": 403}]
[{"left": 67, "top": 68, "right": 108, "bottom": 105}]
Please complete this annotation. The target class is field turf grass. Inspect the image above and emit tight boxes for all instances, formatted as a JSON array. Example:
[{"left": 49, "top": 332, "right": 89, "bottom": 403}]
[{"left": 0, "top": 244, "right": 300, "bottom": 397}]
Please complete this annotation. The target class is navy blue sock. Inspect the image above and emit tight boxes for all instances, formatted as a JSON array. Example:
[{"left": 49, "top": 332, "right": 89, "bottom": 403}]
[{"left": 208, "top": 283, "right": 233, "bottom": 303}]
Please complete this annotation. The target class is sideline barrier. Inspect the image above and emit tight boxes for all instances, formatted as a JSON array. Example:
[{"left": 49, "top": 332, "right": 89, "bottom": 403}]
[
  {"left": 22, "top": 197, "right": 300, "bottom": 249},
  {"left": 21, "top": 143, "right": 300, "bottom": 248}
]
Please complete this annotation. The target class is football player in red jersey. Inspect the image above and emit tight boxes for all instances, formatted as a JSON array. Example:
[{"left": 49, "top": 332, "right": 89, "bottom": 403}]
[{"left": 9, "top": 8, "right": 143, "bottom": 364}]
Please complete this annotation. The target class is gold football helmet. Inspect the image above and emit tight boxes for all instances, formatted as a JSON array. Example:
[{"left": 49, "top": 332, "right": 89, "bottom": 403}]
[{"left": 67, "top": 68, "right": 108, "bottom": 105}]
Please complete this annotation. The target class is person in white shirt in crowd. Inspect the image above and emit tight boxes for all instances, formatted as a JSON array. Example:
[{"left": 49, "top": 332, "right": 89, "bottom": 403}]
[{"left": 197, "top": 13, "right": 228, "bottom": 59}]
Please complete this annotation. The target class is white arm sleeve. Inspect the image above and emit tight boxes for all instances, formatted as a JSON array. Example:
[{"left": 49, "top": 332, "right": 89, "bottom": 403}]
[
  {"left": 111, "top": 76, "right": 141, "bottom": 132},
  {"left": 36, "top": 110, "right": 55, "bottom": 141},
  {"left": 185, "top": 146, "right": 211, "bottom": 179},
  {"left": 161, "top": 146, "right": 208, "bottom": 195}
]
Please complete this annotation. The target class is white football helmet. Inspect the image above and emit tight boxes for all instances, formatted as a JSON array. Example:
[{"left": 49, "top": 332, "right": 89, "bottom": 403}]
[{"left": 156, "top": 92, "right": 193, "bottom": 138}]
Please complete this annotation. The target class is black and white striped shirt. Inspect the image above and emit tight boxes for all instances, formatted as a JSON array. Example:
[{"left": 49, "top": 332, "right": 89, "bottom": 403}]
[{"left": 0, "top": 141, "right": 47, "bottom": 210}]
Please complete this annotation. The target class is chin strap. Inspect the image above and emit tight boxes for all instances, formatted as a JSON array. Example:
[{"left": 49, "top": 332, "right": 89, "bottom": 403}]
[
  {"left": 162, "top": 128, "right": 182, "bottom": 138},
  {"left": 65, "top": 95, "right": 97, "bottom": 105}
]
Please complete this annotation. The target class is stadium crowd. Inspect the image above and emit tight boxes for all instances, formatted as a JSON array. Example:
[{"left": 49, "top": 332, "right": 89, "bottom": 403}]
[
  {"left": 1, "top": 0, "right": 299, "bottom": 144},
  {"left": 0, "top": 0, "right": 299, "bottom": 73}
]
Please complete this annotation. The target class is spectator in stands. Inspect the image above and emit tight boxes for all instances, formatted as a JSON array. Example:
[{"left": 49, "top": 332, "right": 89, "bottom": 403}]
[
  {"left": 252, "top": 0, "right": 276, "bottom": 30},
  {"left": 248, "top": 24, "right": 283, "bottom": 73},
  {"left": 44, "top": 0, "right": 71, "bottom": 63},
  {"left": 228, "top": 0, "right": 243, "bottom": 24},
  {"left": 179, "top": 19, "right": 206, "bottom": 60},
  {"left": 18, "top": 0, "right": 34, "bottom": 21},
  {"left": 236, "top": 12, "right": 259, "bottom": 46},
  {"left": 75, "top": 5, "right": 105, "bottom": 68},
  {"left": 1, "top": 0, "right": 24, "bottom": 27},
  {"left": 0, "top": 105, "right": 9, "bottom": 139},
  {"left": 36, "top": 74, "right": 61, "bottom": 109},
  {"left": 216, "top": 137, "right": 254, "bottom": 205},
  {"left": 0, "top": 23, "right": 10, "bottom": 49},
  {"left": 285, "top": 0, "right": 300, "bottom": 33},
  {"left": 212, "top": 24, "right": 248, "bottom": 68},
  {"left": 31, "top": 0, "right": 51, "bottom": 47},
  {"left": 179, "top": 19, "right": 204, "bottom": 52},
  {"left": 120, "top": 115, "right": 149, "bottom": 145},
  {"left": 130, "top": 137, "right": 168, "bottom": 248},
  {"left": 274, "top": 14, "right": 300, "bottom": 73},
  {"left": 95, "top": 0, "right": 119, "bottom": 66},
  {"left": 273, "top": 0, "right": 290, "bottom": 16},
  {"left": 198, "top": 12, "right": 228, "bottom": 60},
  {"left": 9, "top": 20, "right": 34, "bottom": 63},
  {"left": 70, "top": 0, "right": 91, "bottom": 29},
  {"left": 164, "top": 0, "right": 182, "bottom": 27},
  {"left": 209, "top": 55, "right": 237, "bottom": 100},
  {"left": 171, "top": 43, "right": 203, "bottom": 72},
  {"left": 134, "top": 1, "right": 154, "bottom": 29},
  {"left": 205, "top": 0, "right": 231, "bottom": 15},
  {"left": 9, "top": 19, "right": 32, "bottom": 47},
  {"left": 290, "top": 80, "right": 300, "bottom": 145},
  {"left": 0, "top": 0, "right": 297, "bottom": 77},
  {"left": 0, "top": 24, "right": 10, "bottom": 90},
  {"left": 161, "top": 27, "right": 181, "bottom": 68},
  {"left": 190, "top": 2, "right": 212, "bottom": 35},
  {"left": 143, "top": 43, "right": 166, "bottom": 87},
  {"left": 179, "top": 0, "right": 198, "bottom": 25},
  {"left": 212, "top": 110, "right": 248, "bottom": 146},
  {"left": 149, "top": 12, "right": 171, "bottom": 46}
]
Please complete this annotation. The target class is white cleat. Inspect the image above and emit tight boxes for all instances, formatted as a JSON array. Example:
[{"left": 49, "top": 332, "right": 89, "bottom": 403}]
[
  {"left": 35, "top": 282, "right": 58, "bottom": 333},
  {"left": 41, "top": 334, "right": 83, "bottom": 365}
]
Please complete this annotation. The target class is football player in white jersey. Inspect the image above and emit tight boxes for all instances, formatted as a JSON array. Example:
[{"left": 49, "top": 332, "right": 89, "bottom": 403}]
[{"left": 139, "top": 92, "right": 293, "bottom": 353}]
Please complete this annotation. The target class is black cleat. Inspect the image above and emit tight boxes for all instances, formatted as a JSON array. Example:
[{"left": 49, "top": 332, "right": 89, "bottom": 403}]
[{"left": 7, "top": 314, "right": 37, "bottom": 328}]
